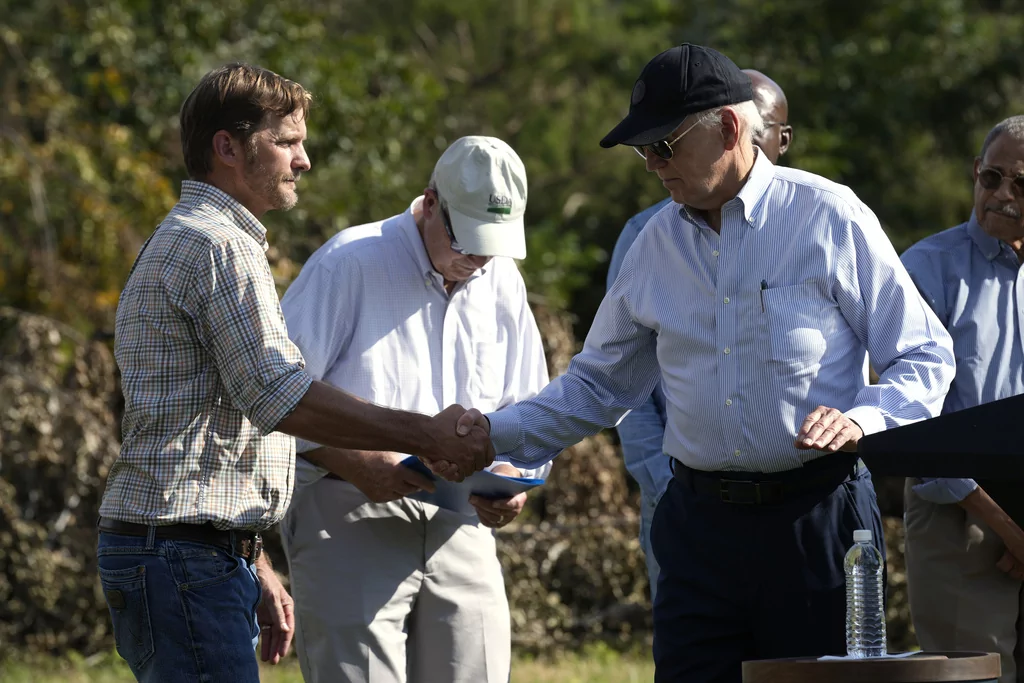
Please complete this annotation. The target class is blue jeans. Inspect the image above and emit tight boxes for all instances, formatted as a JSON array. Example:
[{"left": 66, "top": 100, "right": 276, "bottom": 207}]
[
  {"left": 639, "top": 494, "right": 663, "bottom": 604},
  {"left": 97, "top": 531, "right": 262, "bottom": 682}
]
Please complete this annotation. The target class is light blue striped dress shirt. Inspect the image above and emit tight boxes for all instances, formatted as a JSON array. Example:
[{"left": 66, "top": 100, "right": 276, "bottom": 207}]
[
  {"left": 489, "top": 152, "right": 956, "bottom": 472},
  {"left": 607, "top": 197, "right": 673, "bottom": 505},
  {"left": 900, "top": 215, "right": 1024, "bottom": 503}
]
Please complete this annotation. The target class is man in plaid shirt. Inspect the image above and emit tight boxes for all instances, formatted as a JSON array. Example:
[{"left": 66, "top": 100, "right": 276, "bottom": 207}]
[{"left": 96, "top": 63, "right": 493, "bottom": 683}]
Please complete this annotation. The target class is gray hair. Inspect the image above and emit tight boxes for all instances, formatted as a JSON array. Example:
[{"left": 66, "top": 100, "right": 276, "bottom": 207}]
[
  {"left": 693, "top": 100, "right": 766, "bottom": 142},
  {"left": 980, "top": 115, "right": 1024, "bottom": 159}
]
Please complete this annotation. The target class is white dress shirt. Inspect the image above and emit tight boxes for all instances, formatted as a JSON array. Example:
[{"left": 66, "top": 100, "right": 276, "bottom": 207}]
[
  {"left": 489, "top": 151, "right": 956, "bottom": 473},
  {"left": 281, "top": 198, "right": 551, "bottom": 487}
]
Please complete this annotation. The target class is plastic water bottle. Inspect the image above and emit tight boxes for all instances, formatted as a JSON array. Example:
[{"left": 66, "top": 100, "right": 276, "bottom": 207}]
[{"left": 844, "top": 529, "right": 886, "bottom": 658}]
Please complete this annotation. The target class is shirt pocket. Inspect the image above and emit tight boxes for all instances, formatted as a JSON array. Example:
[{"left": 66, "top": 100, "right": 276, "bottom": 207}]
[
  {"left": 762, "top": 283, "right": 828, "bottom": 366},
  {"left": 471, "top": 341, "right": 506, "bottom": 401}
]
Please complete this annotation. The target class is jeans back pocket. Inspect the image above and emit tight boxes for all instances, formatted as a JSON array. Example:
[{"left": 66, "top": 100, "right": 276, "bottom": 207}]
[{"left": 98, "top": 564, "right": 155, "bottom": 670}]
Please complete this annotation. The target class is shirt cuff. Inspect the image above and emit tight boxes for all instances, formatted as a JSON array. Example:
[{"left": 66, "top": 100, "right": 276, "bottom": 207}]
[
  {"left": 844, "top": 405, "right": 886, "bottom": 437},
  {"left": 486, "top": 405, "right": 523, "bottom": 455},
  {"left": 913, "top": 478, "right": 978, "bottom": 504},
  {"left": 294, "top": 437, "right": 321, "bottom": 454},
  {"left": 293, "top": 456, "right": 329, "bottom": 491},
  {"left": 249, "top": 370, "right": 314, "bottom": 436}
]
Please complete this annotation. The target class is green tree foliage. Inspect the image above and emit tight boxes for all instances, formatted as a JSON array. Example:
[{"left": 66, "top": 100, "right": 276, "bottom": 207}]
[{"left": 1, "top": 0, "right": 1023, "bottom": 336}]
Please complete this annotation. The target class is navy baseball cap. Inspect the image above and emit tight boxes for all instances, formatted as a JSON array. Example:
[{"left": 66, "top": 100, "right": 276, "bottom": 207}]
[{"left": 600, "top": 44, "right": 753, "bottom": 148}]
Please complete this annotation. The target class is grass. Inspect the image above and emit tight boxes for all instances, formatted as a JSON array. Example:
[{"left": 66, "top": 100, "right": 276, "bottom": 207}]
[{"left": 0, "top": 645, "right": 655, "bottom": 683}]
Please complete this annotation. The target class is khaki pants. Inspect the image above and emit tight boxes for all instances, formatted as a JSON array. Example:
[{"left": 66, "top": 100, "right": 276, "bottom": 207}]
[
  {"left": 281, "top": 478, "right": 511, "bottom": 683},
  {"left": 904, "top": 479, "right": 1024, "bottom": 682}
]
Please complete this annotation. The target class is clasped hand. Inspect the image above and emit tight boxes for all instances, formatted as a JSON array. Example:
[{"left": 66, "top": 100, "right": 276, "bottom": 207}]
[
  {"left": 470, "top": 463, "right": 527, "bottom": 529},
  {"left": 347, "top": 450, "right": 436, "bottom": 503},
  {"left": 421, "top": 409, "right": 526, "bottom": 526},
  {"left": 417, "top": 405, "right": 493, "bottom": 481}
]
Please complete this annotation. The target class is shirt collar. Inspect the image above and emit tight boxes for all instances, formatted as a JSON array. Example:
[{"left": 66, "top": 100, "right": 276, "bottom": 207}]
[
  {"left": 732, "top": 146, "right": 775, "bottom": 228},
  {"left": 678, "top": 147, "right": 775, "bottom": 230},
  {"left": 179, "top": 180, "right": 269, "bottom": 251},
  {"left": 397, "top": 198, "right": 437, "bottom": 277},
  {"left": 966, "top": 211, "right": 1004, "bottom": 262},
  {"left": 396, "top": 196, "right": 488, "bottom": 281}
]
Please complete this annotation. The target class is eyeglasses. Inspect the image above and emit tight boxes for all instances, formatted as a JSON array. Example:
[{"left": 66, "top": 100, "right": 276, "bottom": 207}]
[
  {"left": 977, "top": 166, "right": 1024, "bottom": 198},
  {"left": 434, "top": 191, "right": 466, "bottom": 254},
  {"left": 633, "top": 118, "right": 702, "bottom": 161}
]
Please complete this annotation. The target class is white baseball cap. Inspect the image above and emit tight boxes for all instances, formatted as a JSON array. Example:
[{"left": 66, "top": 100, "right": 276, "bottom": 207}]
[{"left": 431, "top": 136, "right": 528, "bottom": 259}]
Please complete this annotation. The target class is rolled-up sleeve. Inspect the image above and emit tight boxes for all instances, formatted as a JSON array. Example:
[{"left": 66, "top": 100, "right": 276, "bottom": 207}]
[
  {"left": 280, "top": 255, "right": 359, "bottom": 453},
  {"left": 188, "top": 236, "right": 311, "bottom": 435}
]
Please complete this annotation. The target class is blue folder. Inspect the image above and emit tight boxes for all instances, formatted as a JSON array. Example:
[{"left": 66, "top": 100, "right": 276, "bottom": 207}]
[{"left": 400, "top": 456, "right": 544, "bottom": 516}]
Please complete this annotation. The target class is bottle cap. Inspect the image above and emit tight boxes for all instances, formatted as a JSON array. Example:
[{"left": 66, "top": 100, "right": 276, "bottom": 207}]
[{"left": 853, "top": 529, "right": 872, "bottom": 543}]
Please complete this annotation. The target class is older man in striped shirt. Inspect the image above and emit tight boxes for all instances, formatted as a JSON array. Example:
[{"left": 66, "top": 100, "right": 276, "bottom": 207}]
[
  {"left": 459, "top": 44, "right": 956, "bottom": 682},
  {"left": 607, "top": 68, "right": 794, "bottom": 604}
]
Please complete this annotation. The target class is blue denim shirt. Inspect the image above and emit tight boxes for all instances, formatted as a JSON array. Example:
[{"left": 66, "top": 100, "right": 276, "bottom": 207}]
[
  {"left": 901, "top": 214, "right": 1024, "bottom": 503},
  {"left": 607, "top": 198, "right": 673, "bottom": 506}
]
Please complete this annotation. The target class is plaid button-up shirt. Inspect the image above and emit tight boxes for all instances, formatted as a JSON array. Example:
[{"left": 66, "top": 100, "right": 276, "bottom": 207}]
[{"left": 100, "top": 181, "right": 312, "bottom": 531}]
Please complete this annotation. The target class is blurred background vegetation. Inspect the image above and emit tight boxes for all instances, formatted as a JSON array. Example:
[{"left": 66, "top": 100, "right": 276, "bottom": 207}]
[
  {"left": 2, "top": 0, "right": 1024, "bottom": 673},
  {"left": 4, "top": 0, "right": 1024, "bottom": 340}
]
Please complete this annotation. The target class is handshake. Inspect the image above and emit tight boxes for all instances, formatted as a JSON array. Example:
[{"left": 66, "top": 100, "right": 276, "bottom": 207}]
[{"left": 416, "top": 405, "right": 493, "bottom": 482}]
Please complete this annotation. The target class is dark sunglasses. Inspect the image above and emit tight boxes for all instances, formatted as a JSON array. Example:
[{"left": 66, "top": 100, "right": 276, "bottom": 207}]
[
  {"left": 432, "top": 191, "right": 466, "bottom": 254},
  {"left": 978, "top": 166, "right": 1024, "bottom": 197},
  {"left": 633, "top": 119, "right": 702, "bottom": 161}
]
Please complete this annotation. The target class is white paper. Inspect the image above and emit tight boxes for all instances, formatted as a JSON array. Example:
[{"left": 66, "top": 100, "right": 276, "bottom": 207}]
[{"left": 817, "top": 651, "right": 922, "bottom": 661}]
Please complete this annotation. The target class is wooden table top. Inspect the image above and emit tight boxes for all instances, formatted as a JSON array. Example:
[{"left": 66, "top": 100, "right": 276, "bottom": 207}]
[{"left": 742, "top": 651, "right": 1000, "bottom": 683}]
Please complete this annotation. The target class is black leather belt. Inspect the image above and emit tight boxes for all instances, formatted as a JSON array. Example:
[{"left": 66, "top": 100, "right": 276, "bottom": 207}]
[
  {"left": 97, "top": 517, "right": 263, "bottom": 563},
  {"left": 673, "top": 454, "right": 862, "bottom": 505}
]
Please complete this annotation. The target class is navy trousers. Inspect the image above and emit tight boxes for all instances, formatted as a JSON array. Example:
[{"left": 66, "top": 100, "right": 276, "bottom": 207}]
[{"left": 650, "top": 462, "right": 884, "bottom": 683}]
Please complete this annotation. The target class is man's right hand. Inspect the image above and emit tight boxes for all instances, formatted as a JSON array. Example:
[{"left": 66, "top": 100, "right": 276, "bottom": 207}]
[
  {"left": 959, "top": 487, "right": 1024, "bottom": 578},
  {"left": 419, "top": 405, "right": 494, "bottom": 482},
  {"left": 997, "top": 549, "right": 1024, "bottom": 581},
  {"left": 345, "top": 451, "right": 436, "bottom": 503}
]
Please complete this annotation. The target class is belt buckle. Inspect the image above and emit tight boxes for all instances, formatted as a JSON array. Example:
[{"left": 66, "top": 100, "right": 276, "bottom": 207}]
[
  {"left": 719, "top": 479, "right": 760, "bottom": 504},
  {"left": 250, "top": 533, "right": 263, "bottom": 564},
  {"left": 239, "top": 533, "right": 263, "bottom": 565}
]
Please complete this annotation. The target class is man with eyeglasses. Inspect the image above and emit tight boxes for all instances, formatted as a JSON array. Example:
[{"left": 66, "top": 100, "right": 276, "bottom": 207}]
[
  {"left": 278, "top": 136, "right": 549, "bottom": 683},
  {"left": 901, "top": 115, "right": 1024, "bottom": 683},
  {"left": 606, "top": 68, "right": 792, "bottom": 605},
  {"left": 457, "top": 44, "right": 955, "bottom": 682}
]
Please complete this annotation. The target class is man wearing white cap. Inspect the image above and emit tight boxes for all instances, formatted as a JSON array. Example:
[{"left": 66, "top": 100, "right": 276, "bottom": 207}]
[{"left": 278, "top": 136, "right": 550, "bottom": 683}]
